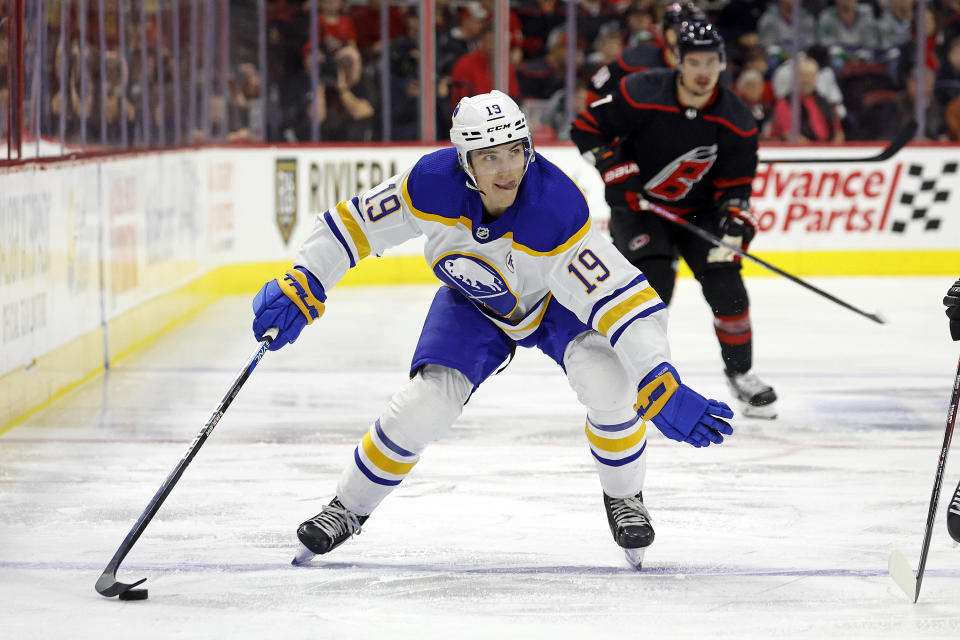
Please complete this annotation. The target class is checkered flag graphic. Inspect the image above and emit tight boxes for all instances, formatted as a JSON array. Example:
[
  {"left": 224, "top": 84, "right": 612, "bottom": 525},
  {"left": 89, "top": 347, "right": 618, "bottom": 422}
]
[{"left": 891, "top": 162, "right": 957, "bottom": 233}]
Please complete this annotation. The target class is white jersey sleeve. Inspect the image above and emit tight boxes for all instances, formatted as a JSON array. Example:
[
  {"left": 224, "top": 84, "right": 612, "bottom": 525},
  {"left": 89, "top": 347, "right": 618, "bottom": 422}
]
[
  {"left": 533, "top": 224, "right": 671, "bottom": 384},
  {"left": 295, "top": 170, "right": 422, "bottom": 292}
]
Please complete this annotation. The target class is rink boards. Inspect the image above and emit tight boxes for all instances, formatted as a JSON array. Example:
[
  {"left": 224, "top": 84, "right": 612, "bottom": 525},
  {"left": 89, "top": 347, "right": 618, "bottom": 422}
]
[{"left": 1, "top": 142, "right": 958, "bottom": 429}]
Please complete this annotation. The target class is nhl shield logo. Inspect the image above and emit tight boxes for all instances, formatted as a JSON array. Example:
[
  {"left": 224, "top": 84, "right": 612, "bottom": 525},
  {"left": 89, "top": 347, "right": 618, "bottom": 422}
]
[
  {"left": 433, "top": 253, "right": 518, "bottom": 316},
  {"left": 275, "top": 158, "right": 298, "bottom": 245},
  {"left": 476, "top": 226, "right": 490, "bottom": 240}
]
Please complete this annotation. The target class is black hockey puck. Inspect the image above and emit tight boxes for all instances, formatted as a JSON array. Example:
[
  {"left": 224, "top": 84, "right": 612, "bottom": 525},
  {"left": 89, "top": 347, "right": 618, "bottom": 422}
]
[{"left": 118, "top": 588, "right": 148, "bottom": 601}]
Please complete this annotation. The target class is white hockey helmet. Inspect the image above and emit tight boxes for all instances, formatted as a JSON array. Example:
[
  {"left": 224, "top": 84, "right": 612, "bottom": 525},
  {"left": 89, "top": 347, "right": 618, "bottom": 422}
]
[{"left": 449, "top": 90, "right": 535, "bottom": 188}]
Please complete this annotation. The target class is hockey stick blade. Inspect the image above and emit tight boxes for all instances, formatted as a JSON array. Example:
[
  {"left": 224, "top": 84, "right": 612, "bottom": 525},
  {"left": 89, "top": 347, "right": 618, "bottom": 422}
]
[
  {"left": 888, "top": 549, "right": 919, "bottom": 602},
  {"left": 761, "top": 120, "right": 917, "bottom": 164},
  {"left": 95, "top": 327, "right": 278, "bottom": 599}
]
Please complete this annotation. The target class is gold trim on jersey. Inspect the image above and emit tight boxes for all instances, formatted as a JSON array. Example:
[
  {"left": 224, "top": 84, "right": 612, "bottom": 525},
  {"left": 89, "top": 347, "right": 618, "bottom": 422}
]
[
  {"left": 335, "top": 201, "right": 371, "bottom": 260},
  {"left": 596, "top": 287, "right": 660, "bottom": 335},
  {"left": 512, "top": 219, "right": 591, "bottom": 257},
  {"left": 401, "top": 175, "right": 473, "bottom": 229}
]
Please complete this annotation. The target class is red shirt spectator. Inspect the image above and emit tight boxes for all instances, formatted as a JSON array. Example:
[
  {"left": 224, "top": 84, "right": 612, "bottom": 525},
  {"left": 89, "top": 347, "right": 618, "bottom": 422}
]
[
  {"left": 449, "top": 27, "right": 519, "bottom": 108},
  {"left": 318, "top": 0, "right": 357, "bottom": 55}
]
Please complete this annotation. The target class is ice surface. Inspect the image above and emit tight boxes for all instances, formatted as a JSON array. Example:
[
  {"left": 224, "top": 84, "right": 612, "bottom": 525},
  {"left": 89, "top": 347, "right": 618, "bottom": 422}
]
[{"left": 2, "top": 276, "right": 959, "bottom": 638}]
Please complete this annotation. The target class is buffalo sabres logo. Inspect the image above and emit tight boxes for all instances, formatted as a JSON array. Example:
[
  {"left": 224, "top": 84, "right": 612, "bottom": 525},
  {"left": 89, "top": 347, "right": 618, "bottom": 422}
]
[{"left": 433, "top": 253, "right": 518, "bottom": 317}]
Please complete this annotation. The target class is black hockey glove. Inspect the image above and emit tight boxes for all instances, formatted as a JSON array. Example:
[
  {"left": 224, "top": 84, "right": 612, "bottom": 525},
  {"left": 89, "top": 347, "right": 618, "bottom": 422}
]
[
  {"left": 717, "top": 198, "right": 758, "bottom": 249},
  {"left": 589, "top": 142, "right": 643, "bottom": 209},
  {"left": 945, "top": 278, "right": 960, "bottom": 341}
]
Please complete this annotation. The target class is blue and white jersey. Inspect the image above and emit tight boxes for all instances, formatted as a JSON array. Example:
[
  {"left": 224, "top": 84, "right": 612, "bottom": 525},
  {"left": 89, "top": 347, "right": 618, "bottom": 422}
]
[{"left": 295, "top": 147, "right": 671, "bottom": 382}]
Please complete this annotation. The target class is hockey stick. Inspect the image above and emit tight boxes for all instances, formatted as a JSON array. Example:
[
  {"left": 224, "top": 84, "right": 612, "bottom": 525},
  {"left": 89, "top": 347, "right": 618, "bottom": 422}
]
[
  {"left": 761, "top": 120, "right": 917, "bottom": 164},
  {"left": 889, "top": 354, "right": 960, "bottom": 602},
  {"left": 95, "top": 327, "right": 278, "bottom": 600},
  {"left": 639, "top": 199, "right": 886, "bottom": 324}
]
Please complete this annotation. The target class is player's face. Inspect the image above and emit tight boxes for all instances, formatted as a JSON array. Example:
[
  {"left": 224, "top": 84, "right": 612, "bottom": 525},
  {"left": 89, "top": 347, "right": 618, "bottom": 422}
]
[
  {"left": 679, "top": 51, "right": 722, "bottom": 96},
  {"left": 470, "top": 141, "right": 527, "bottom": 213}
]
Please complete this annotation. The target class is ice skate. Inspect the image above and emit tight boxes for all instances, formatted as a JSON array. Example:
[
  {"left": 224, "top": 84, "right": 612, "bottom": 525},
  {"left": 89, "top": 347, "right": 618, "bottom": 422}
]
[
  {"left": 725, "top": 370, "right": 777, "bottom": 419},
  {"left": 603, "top": 492, "right": 654, "bottom": 570},
  {"left": 291, "top": 497, "right": 368, "bottom": 565}
]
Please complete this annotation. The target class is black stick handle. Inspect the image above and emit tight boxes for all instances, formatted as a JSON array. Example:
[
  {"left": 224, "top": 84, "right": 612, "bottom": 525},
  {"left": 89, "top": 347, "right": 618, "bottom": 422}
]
[
  {"left": 95, "top": 328, "right": 278, "bottom": 598},
  {"left": 641, "top": 201, "right": 886, "bottom": 325}
]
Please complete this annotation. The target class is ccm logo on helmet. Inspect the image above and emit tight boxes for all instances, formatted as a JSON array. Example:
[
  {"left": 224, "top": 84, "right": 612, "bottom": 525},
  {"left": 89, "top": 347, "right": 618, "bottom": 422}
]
[{"left": 486, "top": 124, "right": 511, "bottom": 132}]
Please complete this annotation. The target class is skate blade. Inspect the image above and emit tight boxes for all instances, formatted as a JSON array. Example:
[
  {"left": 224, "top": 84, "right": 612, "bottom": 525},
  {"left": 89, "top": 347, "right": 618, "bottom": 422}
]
[
  {"left": 291, "top": 543, "right": 317, "bottom": 566},
  {"left": 739, "top": 401, "right": 777, "bottom": 420},
  {"left": 623, "top": 548, "right": 645, "bottom": 571}
]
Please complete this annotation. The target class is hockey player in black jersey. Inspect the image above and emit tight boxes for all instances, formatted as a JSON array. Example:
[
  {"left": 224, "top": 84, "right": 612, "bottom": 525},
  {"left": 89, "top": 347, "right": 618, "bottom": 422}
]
[
  {"left": 570, "top": 21, "right": 777, "bottom": 419},
  {"left": 586, "top": 1, "right": 705, "bottom": 103}
]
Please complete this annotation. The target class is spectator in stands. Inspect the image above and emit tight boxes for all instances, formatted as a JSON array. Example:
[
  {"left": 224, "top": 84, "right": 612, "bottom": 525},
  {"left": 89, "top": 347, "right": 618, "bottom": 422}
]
[
  {"left": 388, "top": 10, "right": 453, "bottom": 141},
  {"left": 438, "top": 2, "right": 488, "bottom": 76},
  {"left": 817, "top": 0, "right": 881, "bottom": 70},
  {"left": 320, "top": 45, "right": 376, "bottom": 142},
  {"left": 768, "top": 56, "right": 845, "bottom": 142},
  {"left": 449, "top": 25, "right": 519, "bottom": 108},
  {"left": 623, "top": 3, "right": 658, "bottom": 46},
  {"left": 577, "top": 0, "right": 623, "bottom": 50},
  {"left": 349, "top": 0, "right": 406, "bottom": 61},
  {"left": 772, "top": 46, "right": 847, "bottom": 121},
  {"left": 878, "top": 0, "right": 916, "bottom": 81},
  {"left": 898, "top": 67, "right": 948, "bottom": 141},
  {"left": 317, "top": 0, "right": 357, "bottom": 57},
  {"left": 757, "top": 0, "right": 816, "bottom": 68},
  {"left": 517, "top": 26, "right": 578, "bottom": 101},
  {"left": 716, "top": 0, "right": 767, "bottom": 71},
  {"left": 586, "top": 22, "right": 625, "bottom": 70},
  {"left": 514, "top": 0, "right": 567, "bottom": 58},
  {"left": 736, "top": 68, "right": 774, "bottom": 133},
  {"left": 935, "top": 36, "right": 960, "bottom": 108}
]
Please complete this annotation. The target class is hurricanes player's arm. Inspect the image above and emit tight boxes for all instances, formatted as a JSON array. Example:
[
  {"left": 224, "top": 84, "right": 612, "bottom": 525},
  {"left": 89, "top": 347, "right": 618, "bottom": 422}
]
[
  {"left": 710, "top": 123, "right": 760, "bottom": 249},
  {"left": 569, "top": 76, "right": 639, "bottom": 157}
]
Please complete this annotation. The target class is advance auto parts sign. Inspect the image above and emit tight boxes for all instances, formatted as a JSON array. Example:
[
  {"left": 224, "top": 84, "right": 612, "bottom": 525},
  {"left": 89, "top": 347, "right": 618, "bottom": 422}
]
[{"left": 750, "top": 150, "right": 959, "bottom": 250}]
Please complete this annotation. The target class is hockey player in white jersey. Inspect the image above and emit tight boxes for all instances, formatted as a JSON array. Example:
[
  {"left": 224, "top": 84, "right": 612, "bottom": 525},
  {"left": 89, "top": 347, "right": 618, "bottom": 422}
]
[{"left": 251, "top": 90, "right": 734, "bottom": 569}]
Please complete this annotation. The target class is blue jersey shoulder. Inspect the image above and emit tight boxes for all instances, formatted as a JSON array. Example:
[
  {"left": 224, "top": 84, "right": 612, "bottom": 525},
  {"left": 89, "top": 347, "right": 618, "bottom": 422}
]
[
  {"left": 512, "top": 154, "right": 590, "bottom": 254},
  {"left": 404, "top": 147, "right": 470, "bottom": 218}
]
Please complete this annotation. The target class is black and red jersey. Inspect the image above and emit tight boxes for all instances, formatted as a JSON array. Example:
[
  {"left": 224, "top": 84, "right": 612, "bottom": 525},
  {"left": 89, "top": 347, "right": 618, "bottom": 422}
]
[
  {"left": 571, "top": 68, "right": 758, "bottom": 216},
  {"left": 587, "top": 43, "right": 669, "bottom": 103}
]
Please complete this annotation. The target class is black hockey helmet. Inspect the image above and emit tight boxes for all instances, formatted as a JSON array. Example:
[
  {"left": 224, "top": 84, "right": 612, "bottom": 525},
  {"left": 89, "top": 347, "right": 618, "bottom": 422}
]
[
  {"left": 662, "top": 2, "right": 706, "bottom": 36},
  {"left": 677, "top": 21, "right": 726, "bottom": 64}
]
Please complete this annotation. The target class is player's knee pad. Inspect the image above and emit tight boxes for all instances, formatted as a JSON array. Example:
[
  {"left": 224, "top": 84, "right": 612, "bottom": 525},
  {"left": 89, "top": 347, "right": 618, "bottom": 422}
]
[
  {"left": 378, "top": 364, "right": 472, "bottom": 451},
  {"left": 699, "top": 266, "right": 748, "bottom": 316},
  {"left": 564, "top": 331, "right": 635, "bottom": 417}
]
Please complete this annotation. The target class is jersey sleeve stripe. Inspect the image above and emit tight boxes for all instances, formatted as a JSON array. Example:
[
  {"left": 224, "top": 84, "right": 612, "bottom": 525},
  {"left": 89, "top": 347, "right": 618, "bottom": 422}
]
[
  {"left": 512, "top": 218, "right": 591, "bottom": 256},
  {"left": 702, "top": 114, "right": 757, "bottom": 137},
  {"left": 351, "top": 195, "right": 364, "bottom": 221},
  {"left": 620, "top": 77, "right": 681, "bottom": 112},
  {"left": 581, "top": 110, "right": 599, "bottom": 126},
  {"left": 713, "top": 176, "right": 754, "bottom": 188},
  {"left": 402, "top": 174, "right": 472, "bottom": 228},
  {"left": 335, "top": 200, "right": 371, "bottom": 260},
  {"left": 586, "top": 274, "right": 648, "bottom": 327},
  {"left": 323, "top": 211, "right": 357, "bottom": 268},
  {"left": 597, "top": 287, "right": 662, "bottom": 335},
  {"left": 572, "top": 118, "right": 602, "bottom": 134},
  {"left": 609, "top": 302, "right": 667, "bottom": 347}
]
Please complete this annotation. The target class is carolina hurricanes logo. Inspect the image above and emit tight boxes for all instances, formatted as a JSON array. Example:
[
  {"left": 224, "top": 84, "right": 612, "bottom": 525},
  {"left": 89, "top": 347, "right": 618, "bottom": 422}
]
[
  {"left": 433, "top": 253, "right": 518, "bottom": 317},
  {"left": 644, "top": 145, "right": 718, "bottom": 201},
  {"left": 628, "top": 234, "right": 650, "bottom": 251}
]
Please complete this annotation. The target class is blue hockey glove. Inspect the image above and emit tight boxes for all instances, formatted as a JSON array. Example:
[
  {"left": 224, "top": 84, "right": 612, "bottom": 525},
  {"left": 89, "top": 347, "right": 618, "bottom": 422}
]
[
  {"left": 636, "top": 362, "right": 734, "bottom": 448},
  {"left": 252, "top": 266, "right": 326, "bottom": 350},
  {"left": 945, "top": 278, "right": 960, "bottom": 341}
]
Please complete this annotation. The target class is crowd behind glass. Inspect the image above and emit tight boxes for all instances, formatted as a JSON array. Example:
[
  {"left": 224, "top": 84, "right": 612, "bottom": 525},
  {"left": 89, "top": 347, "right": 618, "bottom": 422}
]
[{"left": 2, "top": 0, "right": 958, "bottom": 160}]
